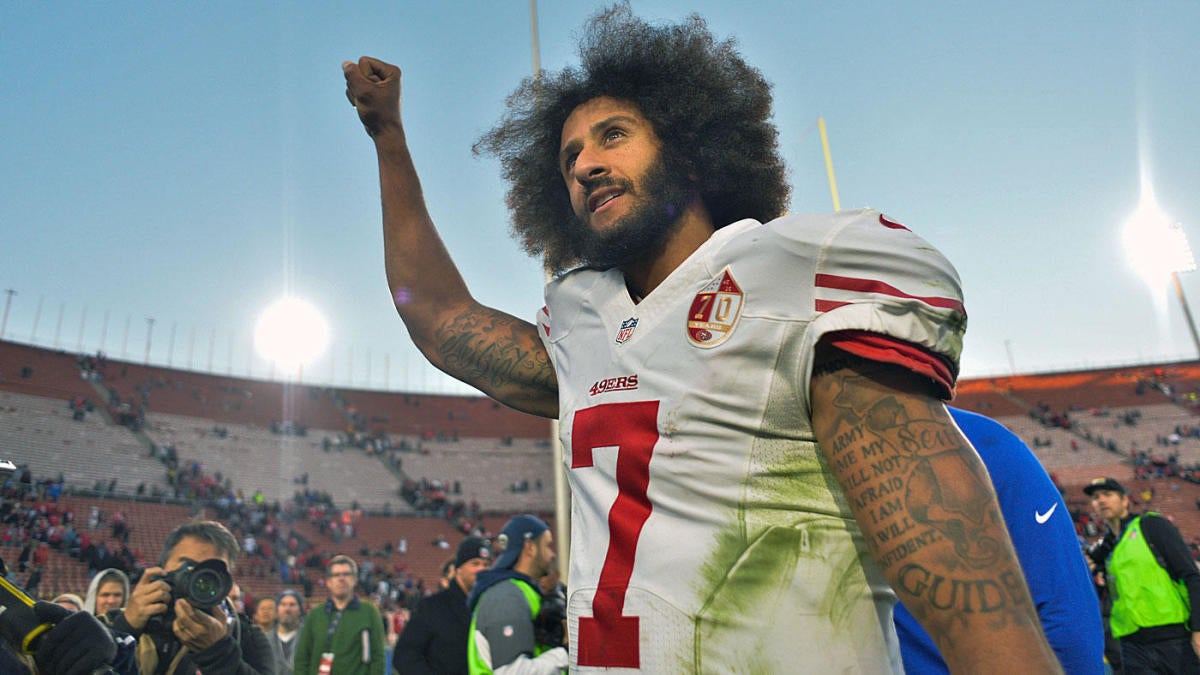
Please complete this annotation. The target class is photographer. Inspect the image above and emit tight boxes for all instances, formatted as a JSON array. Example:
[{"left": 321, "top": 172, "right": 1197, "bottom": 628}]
[
  {"left": 1085, "top": 477, "right": 1200, "bottom": 673},
  {"left": 103, "top": 521, "right": 275, "bottom": 675}
]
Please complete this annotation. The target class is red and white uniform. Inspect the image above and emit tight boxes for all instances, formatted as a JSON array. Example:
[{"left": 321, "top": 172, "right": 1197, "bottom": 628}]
[{"left": 536, "top": 209, "right": 965, "bottom": 673}]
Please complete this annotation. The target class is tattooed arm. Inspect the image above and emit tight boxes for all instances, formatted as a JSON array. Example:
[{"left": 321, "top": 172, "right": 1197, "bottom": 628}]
[
  {"left": 344, "top": 57, "right": 557, "bottom": 418},
  {"left": 810, "top": 344, "right": 1061, "bottom": 674}
]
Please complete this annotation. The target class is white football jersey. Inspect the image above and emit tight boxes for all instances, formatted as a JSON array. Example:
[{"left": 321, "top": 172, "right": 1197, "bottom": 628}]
[{"left": 536, "top": 209, "right": 965, "bottom": 673}]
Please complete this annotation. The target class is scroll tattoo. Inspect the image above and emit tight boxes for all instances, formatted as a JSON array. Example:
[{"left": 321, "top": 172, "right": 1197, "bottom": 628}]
[{"left": 832, "top": 375, "right": 1001, "bottom": 569}]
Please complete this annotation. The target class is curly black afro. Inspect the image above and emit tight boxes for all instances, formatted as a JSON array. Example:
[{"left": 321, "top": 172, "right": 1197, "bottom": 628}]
[{"left": 474, "top": 5, "right": 790, "bottom": 273}]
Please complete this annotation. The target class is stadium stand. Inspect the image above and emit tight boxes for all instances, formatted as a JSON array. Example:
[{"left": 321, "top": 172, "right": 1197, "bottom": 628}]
[
  {"left": 141, "top": 412, "right": 409, "bottom": 511},
  {"left": 8, "top": 337, "right": 1200, "bottom": 618},
  {"left": 0, "top": 390, "right": 169, "bottom": 495}
]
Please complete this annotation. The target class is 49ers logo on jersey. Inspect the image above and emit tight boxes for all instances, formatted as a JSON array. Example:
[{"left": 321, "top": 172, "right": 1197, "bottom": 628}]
[
  {"left": 589, "top": 374, "right": 639, "bottom": 396},
  {"left": 687, "top": 267, "right": 743, "bottom": 348}
]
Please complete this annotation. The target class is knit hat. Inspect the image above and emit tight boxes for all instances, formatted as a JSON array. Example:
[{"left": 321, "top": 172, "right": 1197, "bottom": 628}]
[
  {"left": 276, "top": 588, "right": 306, "bottom": 617},
  {"left": 493, "top": 515, "right": 549, "bottom": 571},
  {"left": 52, "top": 593, "right": 85, "bottom": 612},
  {"left": 455, "top": 536, "right": 492, "bottom": 568}
]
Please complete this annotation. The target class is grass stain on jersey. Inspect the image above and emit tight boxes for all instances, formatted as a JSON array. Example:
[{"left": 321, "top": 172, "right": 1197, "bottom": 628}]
[{"left": 689, "top": 438, "right": 892, "bottom": 673}]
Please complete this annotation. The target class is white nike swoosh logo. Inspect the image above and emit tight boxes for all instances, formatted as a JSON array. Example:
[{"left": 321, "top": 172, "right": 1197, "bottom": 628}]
[{"left": 1035, "top": 503, "right": 1058, "bottom": 524}]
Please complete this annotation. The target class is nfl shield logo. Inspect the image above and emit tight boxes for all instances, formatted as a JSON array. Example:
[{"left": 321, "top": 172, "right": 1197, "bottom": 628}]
[{"left": 615, "top": 317, "right": 639, "bottom": 344}]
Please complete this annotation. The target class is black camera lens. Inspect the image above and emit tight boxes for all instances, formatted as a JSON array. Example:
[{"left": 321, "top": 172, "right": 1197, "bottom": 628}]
[{"left": 189, "top": 570, "right": 223, "bottom": 604}]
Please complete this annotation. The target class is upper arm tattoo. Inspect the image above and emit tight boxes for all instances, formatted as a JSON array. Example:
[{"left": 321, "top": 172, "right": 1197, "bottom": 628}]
[{"left": 814, "top": 360, "right": 1030, "bottom": 624}]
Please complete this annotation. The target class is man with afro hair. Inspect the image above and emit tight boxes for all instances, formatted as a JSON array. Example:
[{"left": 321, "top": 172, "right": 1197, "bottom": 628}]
[{"left": 343, "top": 6, "right": 1059, "bottom": 673}]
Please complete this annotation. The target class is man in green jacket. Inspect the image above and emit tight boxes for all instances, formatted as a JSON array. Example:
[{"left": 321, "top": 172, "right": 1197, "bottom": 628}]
[
  {"left": 1086, "top": 476, "right": 1200, "bottom": 674},
  {"left": 294, "top": 554, "right": 385, "bottom": 675}
]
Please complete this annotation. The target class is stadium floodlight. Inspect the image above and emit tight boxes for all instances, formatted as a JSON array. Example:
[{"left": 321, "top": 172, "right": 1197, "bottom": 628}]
[
  {"left": 253, "top": 296, "right": 329, "bottom": 379},
  {"left": 1123, "top": 184, "right": 1200, "bottom": 358}
]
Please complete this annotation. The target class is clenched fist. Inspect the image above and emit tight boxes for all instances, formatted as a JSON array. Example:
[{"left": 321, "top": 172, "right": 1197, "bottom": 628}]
[{"left": 343, "top": 56, "right": 402, "bottom": 139}]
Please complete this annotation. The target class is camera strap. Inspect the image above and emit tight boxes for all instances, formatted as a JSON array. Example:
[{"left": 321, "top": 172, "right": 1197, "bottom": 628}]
[{"left": 325, "top": 609, "right": 344, "bottom": 651}]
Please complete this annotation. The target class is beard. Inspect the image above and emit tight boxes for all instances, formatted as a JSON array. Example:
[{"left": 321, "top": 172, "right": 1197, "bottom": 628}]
[{"left": 565, "top": 154, "right": 695, "bottom": 269}]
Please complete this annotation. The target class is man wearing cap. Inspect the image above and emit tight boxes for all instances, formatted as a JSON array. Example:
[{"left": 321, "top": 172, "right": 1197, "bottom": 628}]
[
  {"left": 467, "top": 515, "right": 566, "bottom": 674},
  {"left": 267, "top": 589, "right": 305, "bottom": 675},
  {"left": 1085, "top": 476, "right": 1200, "bottom": 673},
  {"left": 394, "top": 536, "right": 492, "bottom": 675}
]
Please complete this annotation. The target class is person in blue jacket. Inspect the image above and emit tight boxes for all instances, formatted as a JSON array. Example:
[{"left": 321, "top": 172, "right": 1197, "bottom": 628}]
[{"left": 894, "top": 407, "right": 1105, "bottom": 674}]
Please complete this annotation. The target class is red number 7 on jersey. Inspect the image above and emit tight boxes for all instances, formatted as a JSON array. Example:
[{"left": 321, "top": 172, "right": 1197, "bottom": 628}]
[{"left": 571, "top": 400, "right": 659, "bottom": 669}]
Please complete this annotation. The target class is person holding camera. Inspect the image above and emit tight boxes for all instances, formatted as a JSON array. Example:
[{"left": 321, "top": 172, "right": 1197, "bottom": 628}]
[
  {"left": 103, "top": 521, "right": 275, "bottom": 675},
  {"left": 1085, "top": 477, "right": 1200, "bottom": 673},
  {"left": 294, "top": 554, "right": 384, "bottom": 675}
]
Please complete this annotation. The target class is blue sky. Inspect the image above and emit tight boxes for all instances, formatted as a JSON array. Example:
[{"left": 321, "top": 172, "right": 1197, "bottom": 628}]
[{"left": 2, "top": 1, "right": 1198, "bottom": 394}]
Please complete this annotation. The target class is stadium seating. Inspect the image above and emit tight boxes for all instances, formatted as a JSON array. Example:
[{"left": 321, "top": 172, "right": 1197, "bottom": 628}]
[
  {"left": 8, "top": 337, "right": 1200, "bottom": 604},
  {"left": 0, "top": 390, "right": 169, "bottom": 494}
]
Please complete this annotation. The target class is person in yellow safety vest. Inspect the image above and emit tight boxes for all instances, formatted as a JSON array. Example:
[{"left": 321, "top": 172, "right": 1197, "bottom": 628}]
[
  {"left": 467, "top": 515, "right": 567, "bottom": 674},
  {"left": 1085, "top": 476, "right": 1200, "bottom": 674}
]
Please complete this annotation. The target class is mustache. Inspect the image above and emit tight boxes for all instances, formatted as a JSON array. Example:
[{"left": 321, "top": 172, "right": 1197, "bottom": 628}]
[{"left": 582, "top": 176, "right": 633, "bottom": 200}]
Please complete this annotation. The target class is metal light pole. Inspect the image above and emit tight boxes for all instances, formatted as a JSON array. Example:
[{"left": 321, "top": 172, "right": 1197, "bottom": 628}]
[
  {"left": 144, "top": 317, "right": 156, "bottom": 365},
  {"left": 0, "top": 289, "right": 14, "bottom": 340},
  {"left": 1172, "top": 270, "right": 1200, "bottom": 359}
]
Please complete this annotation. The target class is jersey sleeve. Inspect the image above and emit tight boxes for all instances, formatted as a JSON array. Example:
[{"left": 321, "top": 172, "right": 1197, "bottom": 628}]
[{"left": 807, "top": 210, "right": 966, "bottom": 398}]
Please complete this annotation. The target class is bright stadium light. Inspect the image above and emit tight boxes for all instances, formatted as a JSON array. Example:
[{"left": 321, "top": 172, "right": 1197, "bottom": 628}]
[
  {"left": 253, "top": 296, "right": 330, "bottom": 373},
  {"left": 1123, "top": 180, "right": 1200, "bottom": 357},
  {"left": 1123, "top": 189, "right": 1195, "bottom": 288}
]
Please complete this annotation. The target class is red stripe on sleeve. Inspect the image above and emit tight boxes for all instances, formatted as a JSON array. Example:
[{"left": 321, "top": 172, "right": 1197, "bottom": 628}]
[
  {"left": 878, "top": 214, "right": 910, "bottom": 230},
  {"left": 815, "top": 274, "right": 965, "bottom": 315},
  {"left": 814, "top": 299, "right": 851, "bottom": 312},
  {"left": 823, "top": 330, "right": 956, "bottom": 399}
]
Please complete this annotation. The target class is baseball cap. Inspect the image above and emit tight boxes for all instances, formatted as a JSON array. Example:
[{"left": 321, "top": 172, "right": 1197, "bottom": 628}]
[
  {"left": 455, "top": 536, "right": 493, "bottom": 568},
  {"left": 493, "top": 515, "right": 549, "bottom": 570},
  {"left": 1083, "top": 477, "right": 1126, "bottom": 496}
]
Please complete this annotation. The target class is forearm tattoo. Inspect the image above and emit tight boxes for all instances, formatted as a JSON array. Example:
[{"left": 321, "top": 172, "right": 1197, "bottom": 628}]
[{"left": 432, "top": 307, "right": 556, "bottom": 396}]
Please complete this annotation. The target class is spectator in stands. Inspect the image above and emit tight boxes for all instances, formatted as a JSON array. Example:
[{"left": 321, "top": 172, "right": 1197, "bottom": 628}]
[
  {"left": 101, "top": 520, "right": 274, "bottom": 675},
  {"left": 394, "top": 536, "right": 492, "bottom": 674},
  {"left": 894, "top": 408, "right": 1105, "bottom": 674},
  {"left": 253, "top": 596, "right": 276, "bottom": 635},
  {"left": 23, "top": 565, "right": 42, "bottom": 596},
  {"left": 466, "top": 515, "right": 566, "bottom": 673},
  {"left": 85, "top": 568, "right": 130, "bottom": 616},
  {"left": 267, "top": 589, "right": 305, "bottom": 675},
  {"left": 1085, "top": 477, "right": 1200, "bottom": 673},
  {"left": 295, "top": 554, "right": 385, "bottom": 675}
]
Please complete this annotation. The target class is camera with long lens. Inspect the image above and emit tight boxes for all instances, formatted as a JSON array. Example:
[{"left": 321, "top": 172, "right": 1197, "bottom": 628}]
[{"left": 145, "top": 559, "right": 234, "bottom": 636}]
